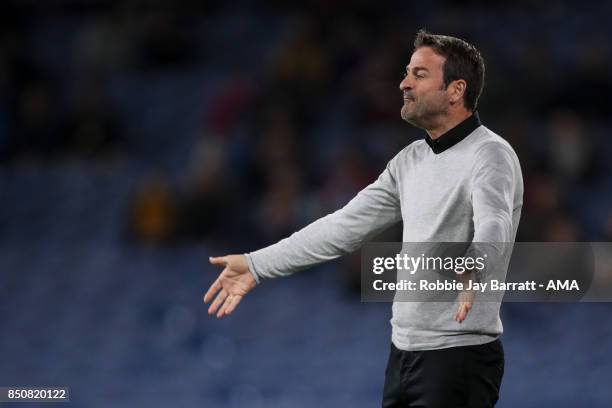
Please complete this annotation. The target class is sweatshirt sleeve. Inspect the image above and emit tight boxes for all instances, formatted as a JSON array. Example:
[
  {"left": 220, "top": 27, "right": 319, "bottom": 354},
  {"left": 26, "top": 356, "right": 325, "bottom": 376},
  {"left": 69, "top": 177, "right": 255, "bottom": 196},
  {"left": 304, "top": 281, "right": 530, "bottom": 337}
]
[
  {"left": 245, "top": 159, "right": 403, "bottom": 283},
  {"left": 470, "top": 142, "right": 520, "bottom": 244}
]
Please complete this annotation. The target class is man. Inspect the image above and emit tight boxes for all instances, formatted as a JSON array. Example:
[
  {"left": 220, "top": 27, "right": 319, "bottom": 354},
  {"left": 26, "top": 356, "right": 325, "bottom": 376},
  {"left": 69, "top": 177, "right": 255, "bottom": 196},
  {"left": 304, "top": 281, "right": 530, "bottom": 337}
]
[{"left": 205, "top": 30, "right": 523, "bottom": 408}]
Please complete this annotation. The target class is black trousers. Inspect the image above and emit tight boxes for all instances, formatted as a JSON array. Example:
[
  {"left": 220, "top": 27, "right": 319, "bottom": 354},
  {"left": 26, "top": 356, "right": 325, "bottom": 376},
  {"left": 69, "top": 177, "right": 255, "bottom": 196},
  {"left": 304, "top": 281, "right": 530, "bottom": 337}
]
[{"left": 382, "top": 339, "right": 504, "bottom": 408}]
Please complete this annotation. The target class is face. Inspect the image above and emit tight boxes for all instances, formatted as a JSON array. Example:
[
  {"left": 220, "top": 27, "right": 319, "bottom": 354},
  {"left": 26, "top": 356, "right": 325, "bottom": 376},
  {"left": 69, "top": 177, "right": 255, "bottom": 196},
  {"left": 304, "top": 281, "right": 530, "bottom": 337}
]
[{"left": 399, "top": 46, "right": 450, "bottom": 128}]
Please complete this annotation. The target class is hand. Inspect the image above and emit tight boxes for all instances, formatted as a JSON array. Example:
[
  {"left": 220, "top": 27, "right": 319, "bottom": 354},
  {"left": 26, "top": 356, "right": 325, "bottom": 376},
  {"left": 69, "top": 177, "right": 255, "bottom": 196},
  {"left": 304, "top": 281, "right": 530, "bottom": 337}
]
[
  {"left": 204, "top": 254, "right": 257, "bottom": 318},
  {"left": 454, "top": 271, "right": 475, "bottom": 324}
]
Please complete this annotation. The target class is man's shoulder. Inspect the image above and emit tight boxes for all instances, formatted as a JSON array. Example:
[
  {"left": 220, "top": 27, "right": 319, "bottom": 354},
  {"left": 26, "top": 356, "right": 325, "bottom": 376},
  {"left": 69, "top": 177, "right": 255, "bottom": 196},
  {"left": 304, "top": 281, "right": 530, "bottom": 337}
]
[
  {"left": 470, "top": 125, "right": 519, "bottom": 161},
  {"left": 393, "top": 138, "right": 430, "bottom": 160},
  {"left": 384, "top": 139, "right": 430, "bottom": 175}
]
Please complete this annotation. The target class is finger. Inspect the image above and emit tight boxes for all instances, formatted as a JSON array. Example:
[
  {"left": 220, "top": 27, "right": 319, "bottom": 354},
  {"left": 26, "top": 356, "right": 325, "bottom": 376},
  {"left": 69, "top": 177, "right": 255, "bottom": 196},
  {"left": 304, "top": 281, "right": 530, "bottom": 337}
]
[
  {"left": 203, "top": 278, "right": 222, "bottom": 304},
  {"left": 217, "top": 294, "right": 238, "bottom": 318},
  {"left": 456, "top": 302, "right": 471, "bottom": 323},
  {"left": 223, "top": 295, "right": 242, "bottom": 316},
  {"left": 456, "top": 303, "right": 465, "bottom": 323},
  {"left": 217, "top": 295, "right": 231, "bottom": 318},
  {"left": 208, "top": 289, "right": 228, "bottom": 315},
  {"left": 456, "top": 306, "right": 465, "bottom": 323},
  {"left": 209, "top": 256, "right": 227, "bottom": 267}
]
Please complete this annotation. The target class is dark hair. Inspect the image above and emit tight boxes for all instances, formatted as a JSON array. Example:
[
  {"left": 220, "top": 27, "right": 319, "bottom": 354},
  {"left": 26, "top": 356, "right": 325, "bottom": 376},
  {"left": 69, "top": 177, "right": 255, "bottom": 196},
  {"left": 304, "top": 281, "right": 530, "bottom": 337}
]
[{"left": 414, "top": 29, "right": 485, "bottom": 111}]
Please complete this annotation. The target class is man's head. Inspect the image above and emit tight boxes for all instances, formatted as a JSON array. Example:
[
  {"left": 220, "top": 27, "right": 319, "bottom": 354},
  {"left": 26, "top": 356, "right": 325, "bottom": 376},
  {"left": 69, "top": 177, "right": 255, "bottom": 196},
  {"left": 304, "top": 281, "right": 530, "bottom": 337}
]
[{"left": 400, "top": 30, "right": 485, "bottom": 129}]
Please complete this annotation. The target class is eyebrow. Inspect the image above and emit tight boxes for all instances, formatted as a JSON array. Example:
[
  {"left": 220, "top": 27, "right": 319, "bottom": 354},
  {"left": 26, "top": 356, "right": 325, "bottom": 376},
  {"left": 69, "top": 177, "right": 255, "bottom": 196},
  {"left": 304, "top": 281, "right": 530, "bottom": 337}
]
[{"left": 406, "top": 66, "right": 429, "bottom": 73}]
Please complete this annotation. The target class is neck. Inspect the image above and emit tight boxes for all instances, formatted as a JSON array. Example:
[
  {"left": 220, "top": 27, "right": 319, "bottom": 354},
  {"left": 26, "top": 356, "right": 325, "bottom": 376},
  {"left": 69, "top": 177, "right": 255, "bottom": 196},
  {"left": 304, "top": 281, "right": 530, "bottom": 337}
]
[{"left": 426, "top": 108, "right": 473, "bottom": 140}]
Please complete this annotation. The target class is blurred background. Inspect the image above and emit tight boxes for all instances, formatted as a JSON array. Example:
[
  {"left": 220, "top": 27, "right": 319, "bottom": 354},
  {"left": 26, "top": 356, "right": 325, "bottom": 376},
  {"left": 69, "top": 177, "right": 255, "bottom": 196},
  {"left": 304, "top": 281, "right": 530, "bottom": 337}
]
[{"left": 1, "top": 0, "right": 611, "bottom": 406}]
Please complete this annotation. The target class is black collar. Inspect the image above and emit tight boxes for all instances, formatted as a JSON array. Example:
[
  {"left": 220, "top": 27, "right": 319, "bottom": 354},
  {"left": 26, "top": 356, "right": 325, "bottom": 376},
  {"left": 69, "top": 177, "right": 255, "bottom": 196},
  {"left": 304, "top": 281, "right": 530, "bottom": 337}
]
[{"left": 425, "top": 111, "right": 481, "bottom": 154}]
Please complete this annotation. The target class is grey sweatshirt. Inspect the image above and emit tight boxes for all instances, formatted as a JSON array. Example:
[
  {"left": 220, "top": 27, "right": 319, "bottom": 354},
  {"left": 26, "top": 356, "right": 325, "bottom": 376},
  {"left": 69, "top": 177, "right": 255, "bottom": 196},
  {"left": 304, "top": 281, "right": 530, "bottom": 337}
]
[{"left": 245, "top": 114, "right": 523, "bottom": 351}]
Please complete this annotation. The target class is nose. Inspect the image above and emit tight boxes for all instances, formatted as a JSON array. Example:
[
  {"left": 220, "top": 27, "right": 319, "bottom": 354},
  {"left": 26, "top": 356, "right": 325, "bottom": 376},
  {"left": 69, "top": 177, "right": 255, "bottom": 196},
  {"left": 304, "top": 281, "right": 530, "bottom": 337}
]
[{"left": 399, "top": 75, "right": 412, "bottom": 92}]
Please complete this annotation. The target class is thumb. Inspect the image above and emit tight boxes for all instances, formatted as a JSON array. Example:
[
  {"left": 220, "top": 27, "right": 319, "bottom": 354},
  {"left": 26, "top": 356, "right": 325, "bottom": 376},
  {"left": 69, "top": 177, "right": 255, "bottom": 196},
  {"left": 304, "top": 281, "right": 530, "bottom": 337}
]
[{"left": 209, "top": 256, "right": 227, "bottom": 266}]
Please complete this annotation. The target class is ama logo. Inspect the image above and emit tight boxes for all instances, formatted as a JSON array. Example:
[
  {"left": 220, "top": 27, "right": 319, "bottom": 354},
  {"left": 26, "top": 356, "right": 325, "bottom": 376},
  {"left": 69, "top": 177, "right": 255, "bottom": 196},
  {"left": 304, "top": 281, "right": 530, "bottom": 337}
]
[{"left": 546, "top": 280, "right": 580, "bottom": 291}]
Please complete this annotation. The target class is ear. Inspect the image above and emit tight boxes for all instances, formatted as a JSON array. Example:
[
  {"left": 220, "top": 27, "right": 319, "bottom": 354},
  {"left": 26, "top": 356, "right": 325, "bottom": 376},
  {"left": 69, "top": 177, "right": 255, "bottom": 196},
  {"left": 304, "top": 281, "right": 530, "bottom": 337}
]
[{"left": 448, "top": 79, "right": 467, "bottom": 105}]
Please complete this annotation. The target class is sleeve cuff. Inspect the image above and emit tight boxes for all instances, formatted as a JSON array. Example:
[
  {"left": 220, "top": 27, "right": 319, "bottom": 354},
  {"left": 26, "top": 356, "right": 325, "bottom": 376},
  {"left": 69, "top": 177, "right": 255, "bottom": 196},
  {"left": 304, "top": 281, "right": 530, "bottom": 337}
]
[{"left": 244, "top": 253, "right": 261, "bottom": 285}]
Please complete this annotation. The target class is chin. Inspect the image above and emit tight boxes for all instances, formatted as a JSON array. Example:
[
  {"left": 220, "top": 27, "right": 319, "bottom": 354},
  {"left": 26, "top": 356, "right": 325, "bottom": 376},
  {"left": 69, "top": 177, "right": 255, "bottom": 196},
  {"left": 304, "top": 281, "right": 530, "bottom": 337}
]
[
  {"left": 401, "top": 112, "right": 424, "bottom": 128},
  {"left": 400, "top": 106, "right": 410, "bottom": 119},
  {"left": 401, "top": 108, "right": 415, "bottom": 123}
]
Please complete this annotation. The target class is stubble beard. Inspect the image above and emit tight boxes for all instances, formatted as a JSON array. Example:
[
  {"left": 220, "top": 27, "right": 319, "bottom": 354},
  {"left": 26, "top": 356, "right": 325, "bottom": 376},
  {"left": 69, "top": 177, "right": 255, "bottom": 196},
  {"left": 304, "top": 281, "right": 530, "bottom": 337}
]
[
  {"left": 401, "top": 99, "right": 448, "bottom": 130},
  {"left": 401, "top": 102, "right": 423, "bottom": 128}
]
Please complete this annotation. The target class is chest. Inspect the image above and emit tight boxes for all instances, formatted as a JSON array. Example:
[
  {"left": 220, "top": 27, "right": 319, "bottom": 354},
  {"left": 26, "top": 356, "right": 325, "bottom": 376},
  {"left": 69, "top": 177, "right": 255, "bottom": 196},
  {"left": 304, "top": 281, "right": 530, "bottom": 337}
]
[{"left": 398, "top": 155, "right": 473, "bottom": 218}]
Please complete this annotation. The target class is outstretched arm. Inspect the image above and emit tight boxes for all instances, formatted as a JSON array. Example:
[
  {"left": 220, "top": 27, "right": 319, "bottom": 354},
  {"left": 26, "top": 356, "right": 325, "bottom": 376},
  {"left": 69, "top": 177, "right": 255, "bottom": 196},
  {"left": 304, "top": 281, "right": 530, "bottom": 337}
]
[
  {"left": 247, "top": 161, "right": 402, "bottom": 281},
  {"left": 205, "top": 159, "right": 403, "bottom": 317}
]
